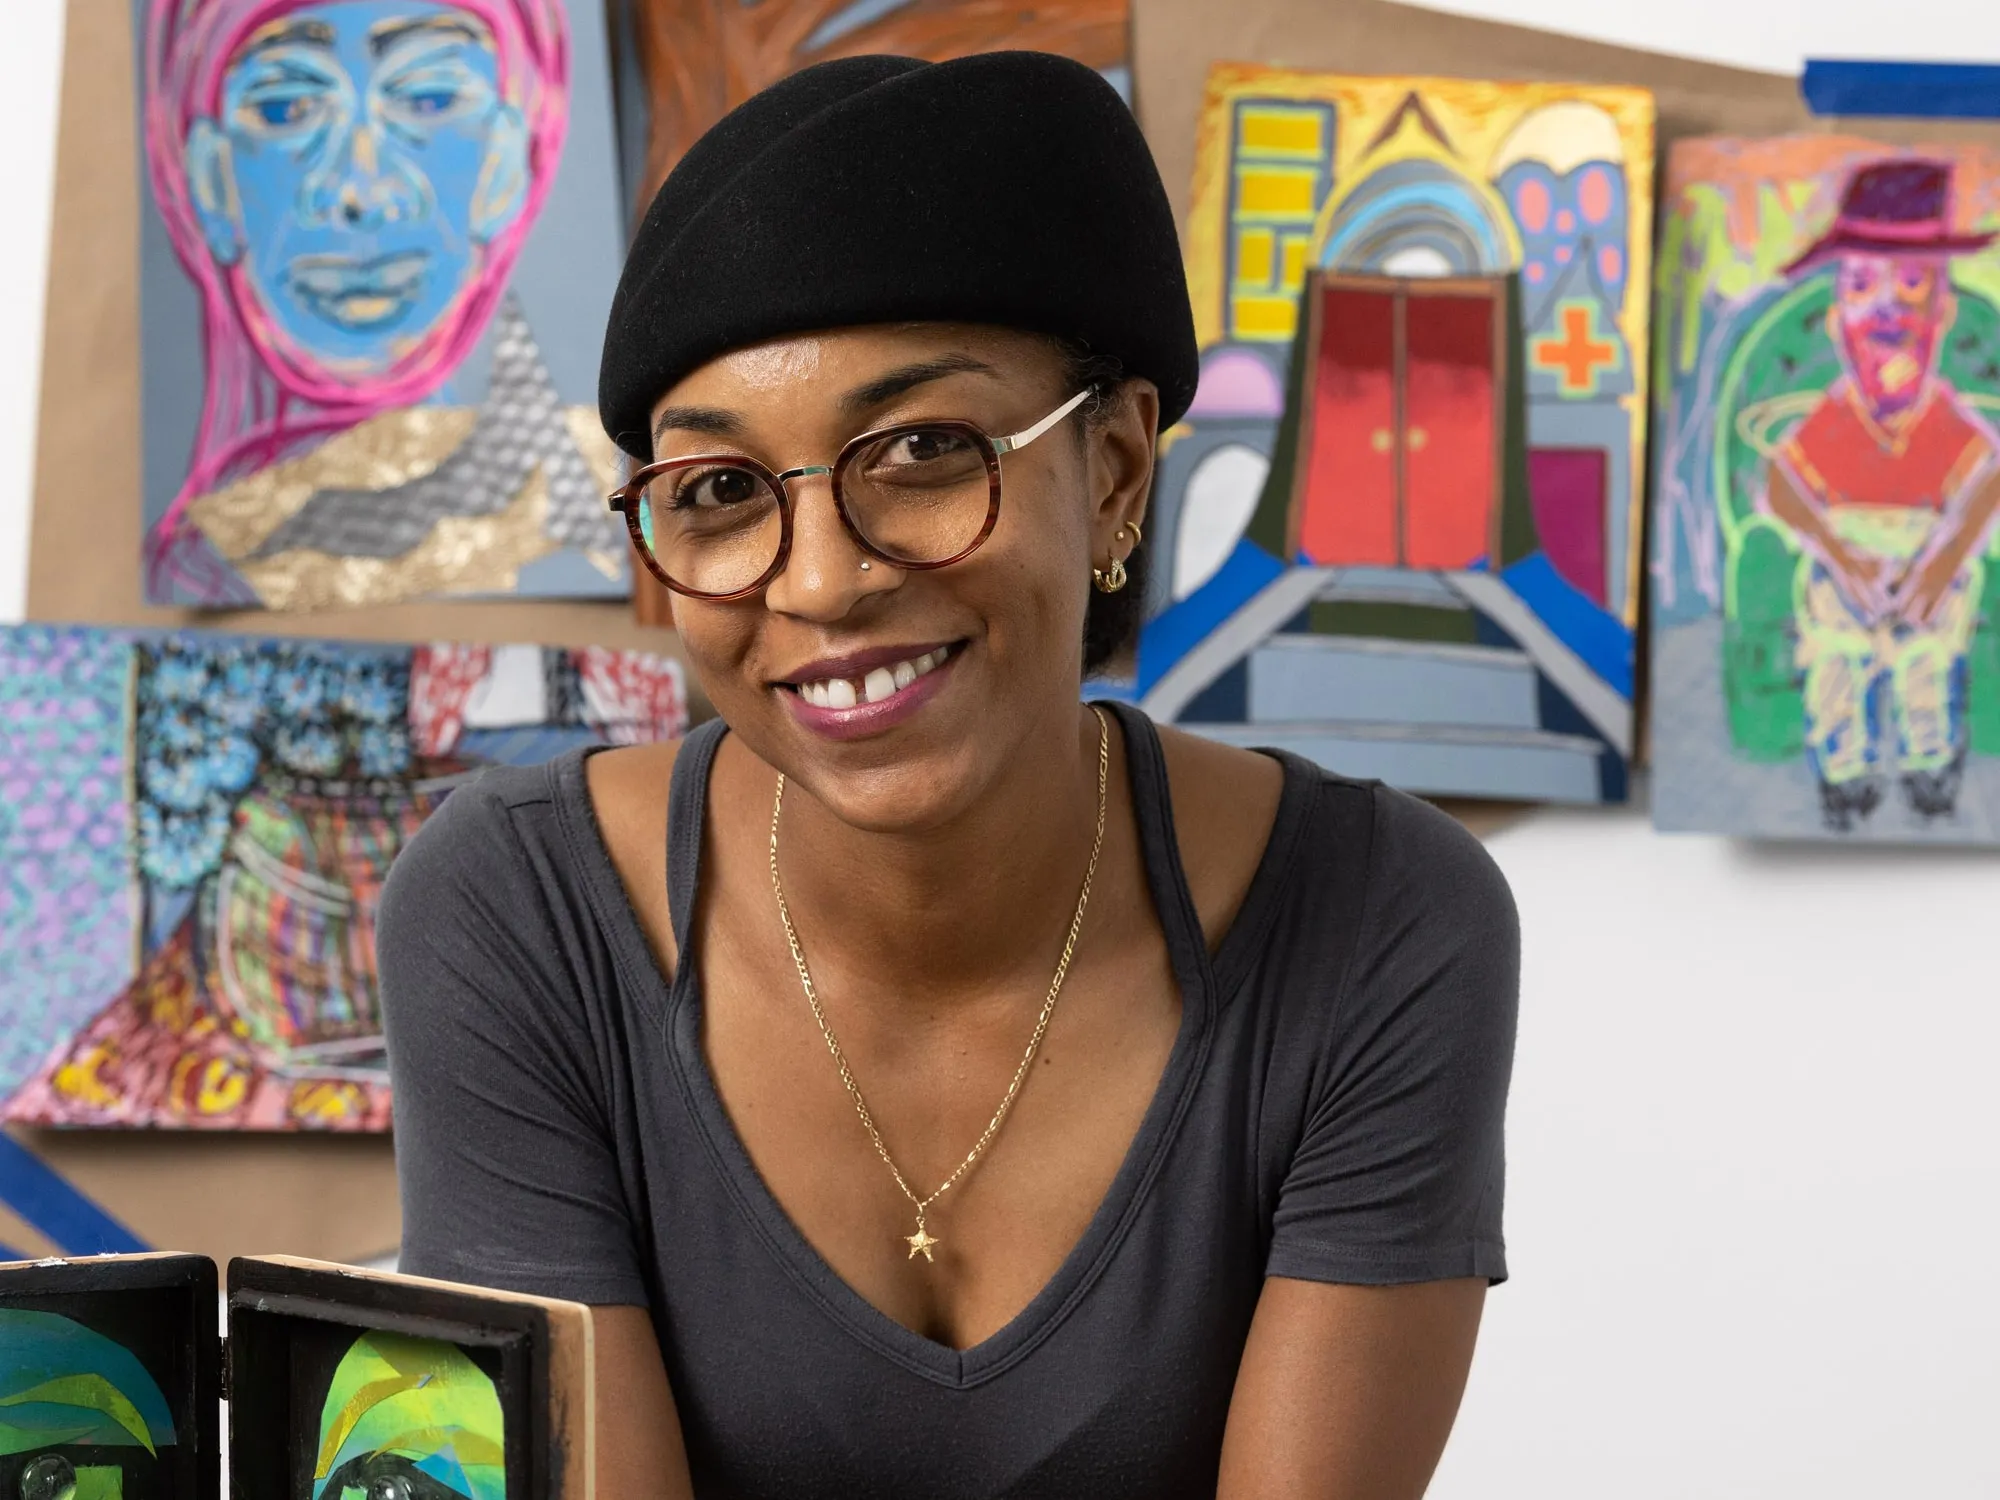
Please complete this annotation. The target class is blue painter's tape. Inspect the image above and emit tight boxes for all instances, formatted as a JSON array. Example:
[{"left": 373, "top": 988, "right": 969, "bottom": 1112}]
[
  {"left": 0, "top": 1135, "right": 148, "bottom": 1255},
  {"left": 1802, "top": 60, "right": 2000, "bottom": 120}
]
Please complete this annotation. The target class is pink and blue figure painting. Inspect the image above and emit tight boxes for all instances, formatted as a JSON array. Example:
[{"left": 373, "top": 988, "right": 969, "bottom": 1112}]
[
  {"left": 1653, "top": 141, "right": 2000, "bottom": 842},
  {"left": 1144, "top": 71, "right": 1653, "bottom": 805},
  {"left": 139, "top": 0, "right": 633, "bottom": 608}
]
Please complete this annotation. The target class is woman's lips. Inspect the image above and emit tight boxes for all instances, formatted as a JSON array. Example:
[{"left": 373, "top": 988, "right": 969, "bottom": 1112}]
[{"left": 780, "top": 644, "right": 961, "bottom": 740}]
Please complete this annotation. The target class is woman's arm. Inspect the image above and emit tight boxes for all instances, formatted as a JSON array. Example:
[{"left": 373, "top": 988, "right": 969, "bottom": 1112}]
[
  {"left": 1218, "top": 784, "right": 1517, "bottom": 1496},
  {"left": 1217, "top": 1278, "right": 1485, "bottom": 1499},
  {"left": 593, "top": 1306, "right": 694, "bottom": 1499},
  {"left": 377, "top": 771, "right": 695, "bottom": 1494}
]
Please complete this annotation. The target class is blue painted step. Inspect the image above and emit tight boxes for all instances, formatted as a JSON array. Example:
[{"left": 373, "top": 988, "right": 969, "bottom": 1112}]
[{"left": 1246, "top": 634, "right": 1540, "bottom": 731}]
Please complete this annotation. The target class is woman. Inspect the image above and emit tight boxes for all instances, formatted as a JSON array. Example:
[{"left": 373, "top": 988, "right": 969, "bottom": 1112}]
[{"left": 381, "top": 51, "right": 1518, "bottom": 1499}]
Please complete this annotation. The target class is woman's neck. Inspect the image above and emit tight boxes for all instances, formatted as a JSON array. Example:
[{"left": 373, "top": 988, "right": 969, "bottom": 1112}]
[{"left": 737, "top": 700, "right": 1117, "bottom": 1013}]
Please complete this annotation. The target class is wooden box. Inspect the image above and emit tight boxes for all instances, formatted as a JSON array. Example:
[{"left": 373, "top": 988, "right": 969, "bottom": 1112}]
[{"left": 0, "top": 1253, "right": 593, "bottom": 1499}]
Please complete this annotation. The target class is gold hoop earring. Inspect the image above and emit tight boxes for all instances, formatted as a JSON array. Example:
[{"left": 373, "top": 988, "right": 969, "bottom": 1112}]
[
  {"left": 1092, "top": 555, "right": 1128, "bottom": 593},
  {"left": 1116, "top": 520, "right": 1143, "bottom": 549}
]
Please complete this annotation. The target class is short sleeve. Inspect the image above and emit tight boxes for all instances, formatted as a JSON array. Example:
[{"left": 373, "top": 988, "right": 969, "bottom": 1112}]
[
  {"left": 378, "top": 770, "right": 652, "bottom": 1307},
  {"left": 1266, "top": 785, "right": 1519, "bottom": 1287}
]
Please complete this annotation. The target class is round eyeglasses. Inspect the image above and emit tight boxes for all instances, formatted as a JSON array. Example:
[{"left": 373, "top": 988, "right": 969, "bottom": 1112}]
[{"left": 608, "top": 390, "right": 1092, "bottom": 600}]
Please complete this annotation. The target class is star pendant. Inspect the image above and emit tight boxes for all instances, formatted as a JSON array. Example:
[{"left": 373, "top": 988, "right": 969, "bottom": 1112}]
[{"left": 905, "top": 1226, "right": 940, "bottom": 1262}]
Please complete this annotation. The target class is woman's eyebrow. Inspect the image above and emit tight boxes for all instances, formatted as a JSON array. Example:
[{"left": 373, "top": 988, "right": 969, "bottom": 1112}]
[
  {"left": 840, "top": 356, "right": 999, "bottom": 415},
  {"left": 652, "top": 406, "right": 747, "bottom": 447}
]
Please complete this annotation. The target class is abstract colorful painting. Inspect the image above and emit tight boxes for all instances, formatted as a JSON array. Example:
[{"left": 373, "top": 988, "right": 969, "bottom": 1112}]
[
  {"left": 1123, "top": 68, "right": 1653, "bottom": 803},
  {"left": 312, "top": 1331, "right": 503, "bottom": 1500},
  {"left": 617, "top": 0, "right": 1131, "bottom": 211},
  {"left": 0, "top": 624, "right": 686, "bottom": 1129},
  {"left": 137, "top": 0, "right": 634, "bottom": 609},
  {"left": 1652, "top": 139, "right": 2000, "bottom": 842}
]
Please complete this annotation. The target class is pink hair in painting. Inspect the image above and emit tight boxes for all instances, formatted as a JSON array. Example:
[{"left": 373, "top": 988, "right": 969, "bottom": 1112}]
[{"left": 142, "top": 0, "right": 570, "bottom": 597}]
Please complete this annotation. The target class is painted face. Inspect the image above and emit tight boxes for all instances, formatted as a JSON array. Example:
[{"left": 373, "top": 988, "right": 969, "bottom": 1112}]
[
  {"left": 187, "top": 1, "right": 530, "bottom": 383},
  {"left": 1832, "top": 253, "right": 1949, "bottom": 417}
]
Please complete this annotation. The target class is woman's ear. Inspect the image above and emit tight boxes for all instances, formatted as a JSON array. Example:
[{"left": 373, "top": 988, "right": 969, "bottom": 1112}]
[
  {"left": 470, "top": 103, "right": 530, "bottom": 242},
  {"left": 185, "top": 119, "right": 244, "bottom": 267},
  {"left": 1089, "top": 378, "right": 1160, "bottom": 562}
]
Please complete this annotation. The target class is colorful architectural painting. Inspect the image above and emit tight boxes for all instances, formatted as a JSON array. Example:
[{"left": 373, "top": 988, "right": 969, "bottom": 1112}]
[
  {"left": 137, "top": 0, "right": 634, "bottom": 609},
  {"left": 1130, "top": 68, "right": 1653, "bottom": 803},
  {"left": 312, "top": 1332, "right": 504, "bottom": 1500},
  {"left": 1652, "top": 139, "right": 2000, "bottom": 842},
  {"left": 0, "top": 625, "right": 686, "bottom": 1130}
]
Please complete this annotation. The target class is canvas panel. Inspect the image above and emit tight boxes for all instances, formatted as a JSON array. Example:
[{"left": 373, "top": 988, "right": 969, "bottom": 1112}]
[
  {"left": 132, "top": 0, "right": 634, "bottom": 610},
  {"left": 1651, "top": 136, "right": 2000, "bottom": 843},
  {"left": 1126, "top": 65, "right": 1651, "bottom": 805},
  {"left": 0, "top": 624, "right": 687, "bottom": 1131}
]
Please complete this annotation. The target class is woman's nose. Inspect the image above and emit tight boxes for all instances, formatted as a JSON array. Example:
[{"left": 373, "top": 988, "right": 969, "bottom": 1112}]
[{"left": 762, "top": 476, "right": 896, "bottom": 621}]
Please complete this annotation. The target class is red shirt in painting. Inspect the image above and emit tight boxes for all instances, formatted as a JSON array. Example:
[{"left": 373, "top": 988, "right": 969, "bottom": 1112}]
[{"left": 1782, "top": 378, "right": 1995, "bottom": 511}]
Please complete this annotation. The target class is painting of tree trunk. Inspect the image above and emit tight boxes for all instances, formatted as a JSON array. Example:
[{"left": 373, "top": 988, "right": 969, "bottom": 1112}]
[{"left": 628, "top": 0, "right": 1129, "bottom": 204}]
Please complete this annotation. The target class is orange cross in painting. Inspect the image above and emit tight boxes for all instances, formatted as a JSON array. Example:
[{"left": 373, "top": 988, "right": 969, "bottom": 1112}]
[{"left": 1533, "top": 302, "right": 1620, "bottom": 395}]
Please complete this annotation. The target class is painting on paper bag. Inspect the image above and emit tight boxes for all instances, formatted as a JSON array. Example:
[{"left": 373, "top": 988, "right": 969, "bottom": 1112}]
[
  {"left": 0, "top": 624, "right": 687, "bottom": 1130},
  {"left": 136, "top": 0, "right": 634, "bottom": 609},
  {"left": 1129, "top": 68, "right": 1653, "bottom": 805},
  {"left": 1652, "top": 139, "right": 2000, "bottom": 842},
  {"left": 617, "top": 0, "right": 1132, "bottom": 210}
]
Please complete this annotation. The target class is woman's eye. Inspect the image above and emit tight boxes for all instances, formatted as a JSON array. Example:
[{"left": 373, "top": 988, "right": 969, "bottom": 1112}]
[
  {"left": 676, "top": 468, "right": 762, "bottom": 509},
  {"left": 891, "top": 430, "right": 970, "bottom": 464}
]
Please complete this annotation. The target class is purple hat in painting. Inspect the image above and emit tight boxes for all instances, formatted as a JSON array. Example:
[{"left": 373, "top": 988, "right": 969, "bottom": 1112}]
[{"left": 1785, "top": 158, "right": 1997, "bottom": 275}]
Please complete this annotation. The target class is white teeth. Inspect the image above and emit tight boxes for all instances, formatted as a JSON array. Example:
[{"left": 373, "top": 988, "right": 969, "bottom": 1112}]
[{"left": 796, "top": 646, "right": 953, "bottom": 709}]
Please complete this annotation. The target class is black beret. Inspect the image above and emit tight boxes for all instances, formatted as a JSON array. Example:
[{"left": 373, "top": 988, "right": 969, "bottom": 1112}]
[{"left": 598, "top": 51, "right": 1200, "bottom": 460}]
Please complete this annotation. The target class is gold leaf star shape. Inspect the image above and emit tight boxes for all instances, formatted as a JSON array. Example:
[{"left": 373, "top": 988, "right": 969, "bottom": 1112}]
[{"left": 905, "top": 1227, "right": 940, "bottom": 1262}]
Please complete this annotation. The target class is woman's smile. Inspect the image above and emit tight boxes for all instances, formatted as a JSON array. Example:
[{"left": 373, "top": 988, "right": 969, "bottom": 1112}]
[{"left": 776, "top": 640, "right": 967, "bottom": 740}]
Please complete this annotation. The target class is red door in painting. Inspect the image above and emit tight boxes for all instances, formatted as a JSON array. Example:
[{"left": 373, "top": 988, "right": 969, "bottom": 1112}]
[
  {"left": 1403, "top": 291, "right": 1497, "bottom": 568},
  {"left": 1291, "top": 273, "right": 1504, "bottom": 571},
  {"left": 1298, "top": 286, "right": 1397, "bottom": 565}
]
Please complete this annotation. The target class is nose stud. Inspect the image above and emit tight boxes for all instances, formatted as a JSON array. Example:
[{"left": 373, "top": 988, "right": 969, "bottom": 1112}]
[{"left": 859, "top": 560, "right": 872, "bottom": 571}]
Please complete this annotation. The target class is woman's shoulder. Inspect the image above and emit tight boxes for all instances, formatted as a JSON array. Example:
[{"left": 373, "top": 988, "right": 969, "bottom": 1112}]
[
  {"left": 383, "top": 752, "right": 597, "bottom": 930},
  {"left": 1151, "top": 719, "right": 1515, "bottom": 958}
]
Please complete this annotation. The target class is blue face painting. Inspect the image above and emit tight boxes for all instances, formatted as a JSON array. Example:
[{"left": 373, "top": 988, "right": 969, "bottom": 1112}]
[{"left": 186, "top": 1, "right": 530, "bottom": 378}]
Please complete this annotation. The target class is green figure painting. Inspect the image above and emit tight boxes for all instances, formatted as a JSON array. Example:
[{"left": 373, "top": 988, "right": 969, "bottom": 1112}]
[{"left": 1652, "top": 136, "right": 2000, "bottom": 842}]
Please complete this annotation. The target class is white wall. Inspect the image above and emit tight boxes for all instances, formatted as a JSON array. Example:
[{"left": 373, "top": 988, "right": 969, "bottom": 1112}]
[
  {"left": 1436, "top": 797, "right": 2000, "bottom": 1498},
  {"left": 1423, "top": 0, "right": 2000, "bottom": 77},
  {"left": 1, "top": 3, "right": 1995, "bottom": 1492},
  {"left": 0, "top": 0, "right": 66, "bottom": 624}
]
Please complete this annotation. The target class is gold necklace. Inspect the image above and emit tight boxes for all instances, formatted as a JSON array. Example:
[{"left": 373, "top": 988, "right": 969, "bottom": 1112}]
[{"left": 767, "top": 705, "right": 1111, "bottom": 1264}]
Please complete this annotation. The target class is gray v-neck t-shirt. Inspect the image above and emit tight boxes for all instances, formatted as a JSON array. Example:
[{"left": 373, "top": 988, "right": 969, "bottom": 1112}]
[{"left": 380, "top": 702, "right": 1518, "bottom": 1499}]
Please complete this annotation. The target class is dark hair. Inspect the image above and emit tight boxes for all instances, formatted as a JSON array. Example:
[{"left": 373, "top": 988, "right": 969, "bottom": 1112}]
[{"left": 1050, "top": 337, "right": 1149, "bottom": 677}]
